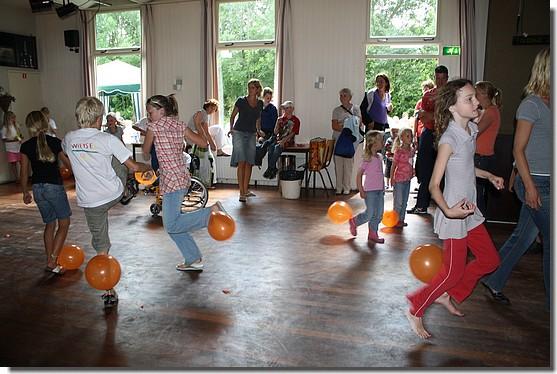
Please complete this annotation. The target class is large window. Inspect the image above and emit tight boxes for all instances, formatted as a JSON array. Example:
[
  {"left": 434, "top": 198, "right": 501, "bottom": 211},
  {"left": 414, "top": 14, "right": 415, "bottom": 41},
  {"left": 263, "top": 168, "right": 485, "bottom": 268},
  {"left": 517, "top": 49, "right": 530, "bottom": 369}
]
[
  {"left": 366, "top": 0, "right": 439, "bottom": 118},
  {"left": 93, "top": 10, "right": 142, "bottom": 128},
  {"left": 216, "top": 0, "right": 275, "bottom": 128}
]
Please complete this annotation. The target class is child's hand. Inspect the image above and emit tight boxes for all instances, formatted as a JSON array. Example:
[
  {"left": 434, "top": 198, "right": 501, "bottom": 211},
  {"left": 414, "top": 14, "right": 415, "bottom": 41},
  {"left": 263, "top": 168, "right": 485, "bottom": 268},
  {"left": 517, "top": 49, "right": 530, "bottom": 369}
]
[
  {"left": 23, "top": 191, "right": 32, "bottom": 204},
  {"left": 446, "top": 199, "right": 475, "bottom": 219},
  {"left": 488, "top": 175, "right": 504, "bottom": 190}
]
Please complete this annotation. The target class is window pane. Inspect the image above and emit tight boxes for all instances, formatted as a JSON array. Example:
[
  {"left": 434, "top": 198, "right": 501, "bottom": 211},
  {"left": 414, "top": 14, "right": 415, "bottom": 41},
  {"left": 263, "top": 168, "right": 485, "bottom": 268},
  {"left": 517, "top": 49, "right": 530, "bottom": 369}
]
[
  {"left": 96, "top": 55, "right": 141, "bottom": 122},
  {"left": 95, "top": 10, "right": 141, "bottom": 50},
  {"left": 365, "top": 57, "right": 438, "bottom": 118},
  {"left": 369, "top": 0, "right": 438, "bottom": 38},
  {"left": 217, "top": 48, "right": 275, "bottom": 128},
  {"left": 218, "top": 0, "right": 275, "bottom": 43},
  {"left": 366, "top": 44, "right": 439, "bottom": 56}
]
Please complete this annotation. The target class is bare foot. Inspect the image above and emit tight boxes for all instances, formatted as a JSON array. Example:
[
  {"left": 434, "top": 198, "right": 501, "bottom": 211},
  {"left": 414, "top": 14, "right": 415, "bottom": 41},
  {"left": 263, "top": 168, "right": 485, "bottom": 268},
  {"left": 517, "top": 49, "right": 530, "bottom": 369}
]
[
  {"left": 434, "top": 292, "right": 464, "bottom": 317},
  {"left": 405, "top": 310, "right": 431, "bottom": 339}
]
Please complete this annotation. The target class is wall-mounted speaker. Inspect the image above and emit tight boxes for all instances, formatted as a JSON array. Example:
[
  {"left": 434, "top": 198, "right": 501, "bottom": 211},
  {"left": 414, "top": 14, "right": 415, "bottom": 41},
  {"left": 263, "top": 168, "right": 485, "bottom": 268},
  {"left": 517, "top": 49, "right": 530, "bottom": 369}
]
[
  {"left": 64, "top": 30, "right": 79, "bottom": 49},
  {"left": 56, "top": 2, "right": 78, "bottom": 18}
]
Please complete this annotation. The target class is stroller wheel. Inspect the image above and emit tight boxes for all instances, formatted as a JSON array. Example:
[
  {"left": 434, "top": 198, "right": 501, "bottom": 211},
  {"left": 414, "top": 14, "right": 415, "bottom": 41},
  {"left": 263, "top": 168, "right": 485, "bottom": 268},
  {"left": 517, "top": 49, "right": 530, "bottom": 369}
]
[{"left": 150, "top": 203, "right": 161, "bottom": 216}]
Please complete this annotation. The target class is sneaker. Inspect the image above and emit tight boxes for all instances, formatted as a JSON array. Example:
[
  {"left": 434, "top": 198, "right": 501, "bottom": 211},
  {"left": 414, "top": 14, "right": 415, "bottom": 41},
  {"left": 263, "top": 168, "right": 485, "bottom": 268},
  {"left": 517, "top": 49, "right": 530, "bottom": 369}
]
[
  {"left": 368, "top": 231, "right": 385, "bottom": 244},
  {"left": 176, "top": 259, "right": 204, "bottom": 272},
  {"left": 407, "top": 206, "right": 428, "bottom": 215},
  {"left": 343, "top": 190, "right": 350, "bottom": 195},
  {"left": 245, "top": 190, "right": 256, "bottom": 197},
  {"left": 349, "top": 218, "right": 357, "bottom": 236},
  {"left": 481, "top": 282, "right": 510, "bottom": 305},
  {"left": 102, "top": 289, "right": 119, "bottom": 308}
]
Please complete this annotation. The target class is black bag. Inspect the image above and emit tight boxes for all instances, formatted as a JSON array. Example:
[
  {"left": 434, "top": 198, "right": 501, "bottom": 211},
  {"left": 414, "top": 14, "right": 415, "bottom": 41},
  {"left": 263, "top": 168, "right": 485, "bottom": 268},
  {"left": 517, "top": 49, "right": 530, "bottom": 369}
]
[{"left": 334, "top": 128, "right": 356, "bottom": 158}]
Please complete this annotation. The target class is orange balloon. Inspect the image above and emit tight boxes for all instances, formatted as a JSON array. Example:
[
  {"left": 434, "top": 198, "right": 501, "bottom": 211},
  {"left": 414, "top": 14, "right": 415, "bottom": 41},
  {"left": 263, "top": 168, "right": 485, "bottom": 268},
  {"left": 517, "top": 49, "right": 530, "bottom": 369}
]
[
  {"left": 134, "top": 171, "right": 157, "bottom": 185},
  {"left": 382, "top": 210, "right": 400, "bottom": 227},
  {"left": 208, "top": 211, "right": 236, "bottom": 241},
  {"left": 85, "top": 254, "right": 121, "bottom": 290},
  {"left": 327, "top": 201, "right": 353, "bottom": 224},
  {"left": 60, "top": 167, "right": 72, "bottom": 180},
  {"left": 409, "top": 244, "right": 443, "bottom": 283},
  {"left": 58, "top": 244, "right": 85, "bottom": 270}
]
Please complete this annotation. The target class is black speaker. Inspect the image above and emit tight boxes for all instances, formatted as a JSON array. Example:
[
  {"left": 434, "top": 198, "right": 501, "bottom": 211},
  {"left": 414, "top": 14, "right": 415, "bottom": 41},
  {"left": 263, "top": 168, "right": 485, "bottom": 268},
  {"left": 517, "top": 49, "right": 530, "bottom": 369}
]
[
  {"left": 29, "top": 0, "right": 52, "bottom": 13},
  {"left": 64, "top": 30, "right": 79, "bottom": 48},
  {"left": 56, "top": 2, "right": 78, "bottom": 18}
]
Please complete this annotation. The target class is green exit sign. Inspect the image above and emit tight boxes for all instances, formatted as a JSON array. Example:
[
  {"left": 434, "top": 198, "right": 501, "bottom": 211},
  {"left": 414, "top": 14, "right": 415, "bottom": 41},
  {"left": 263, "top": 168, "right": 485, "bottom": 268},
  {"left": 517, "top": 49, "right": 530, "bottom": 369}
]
[{"left": 443, "top": 46, "right": 461, "bottom": 56}]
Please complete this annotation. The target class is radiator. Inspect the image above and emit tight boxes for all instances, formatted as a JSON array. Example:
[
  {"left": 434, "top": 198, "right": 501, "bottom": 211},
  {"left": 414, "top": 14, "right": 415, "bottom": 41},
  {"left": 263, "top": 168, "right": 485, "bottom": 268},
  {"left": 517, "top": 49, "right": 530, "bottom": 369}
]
[{"left": 215, "top": 154, "right": 306, "bottom": 187}]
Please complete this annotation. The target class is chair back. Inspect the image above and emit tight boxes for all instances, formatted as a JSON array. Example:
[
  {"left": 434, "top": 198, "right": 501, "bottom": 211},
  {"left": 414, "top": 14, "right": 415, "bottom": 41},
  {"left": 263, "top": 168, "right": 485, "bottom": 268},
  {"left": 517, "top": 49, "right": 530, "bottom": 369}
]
[
  {"left": 321, "top": 139, "right": 336, "bottom": 169},
  {"left": 308, "top": 137, "right": 327, "bottom": 171}
]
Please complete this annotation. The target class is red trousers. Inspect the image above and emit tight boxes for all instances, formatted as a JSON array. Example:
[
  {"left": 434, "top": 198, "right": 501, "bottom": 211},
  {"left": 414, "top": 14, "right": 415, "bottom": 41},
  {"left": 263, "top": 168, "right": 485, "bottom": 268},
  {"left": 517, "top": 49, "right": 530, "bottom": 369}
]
[{"left": 407, "top": 224, "right": 500, "bottom": 317}]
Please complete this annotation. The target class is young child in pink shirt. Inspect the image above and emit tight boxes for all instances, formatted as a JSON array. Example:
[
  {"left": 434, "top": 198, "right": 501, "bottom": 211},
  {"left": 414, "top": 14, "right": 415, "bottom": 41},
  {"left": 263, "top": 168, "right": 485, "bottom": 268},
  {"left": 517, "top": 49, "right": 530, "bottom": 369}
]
[
  {"left": 348, "top": 130, "right": 385, "bottom": 243},
  {"left": 390, "top": 128, "right": 415, "bottom": 227}
]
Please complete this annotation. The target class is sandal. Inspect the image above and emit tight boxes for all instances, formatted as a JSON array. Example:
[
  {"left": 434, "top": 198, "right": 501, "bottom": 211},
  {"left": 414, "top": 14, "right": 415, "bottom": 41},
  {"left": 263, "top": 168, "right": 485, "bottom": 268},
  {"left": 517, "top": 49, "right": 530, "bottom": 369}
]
[{"left": 239, "top": 195, "right": 247, "bottom": 203}]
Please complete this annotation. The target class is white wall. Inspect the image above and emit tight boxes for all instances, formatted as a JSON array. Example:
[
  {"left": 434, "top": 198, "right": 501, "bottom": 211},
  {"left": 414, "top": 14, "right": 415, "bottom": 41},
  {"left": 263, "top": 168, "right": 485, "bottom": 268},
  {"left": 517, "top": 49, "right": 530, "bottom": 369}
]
[
  {"left": 35, "top": 12, "right": 82, "bottom": 137},
  {"left": 150, "top": 1, "right": 202, "bottom": 118}
]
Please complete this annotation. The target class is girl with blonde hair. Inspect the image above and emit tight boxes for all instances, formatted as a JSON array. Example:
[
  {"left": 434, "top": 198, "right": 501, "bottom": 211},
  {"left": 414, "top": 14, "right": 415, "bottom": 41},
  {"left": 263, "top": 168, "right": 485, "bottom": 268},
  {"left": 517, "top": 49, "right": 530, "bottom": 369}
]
[
  {"left": 1, "top": 111, "right": 23, "bottom": 181},
  {"left": 390, "top": 128, "right": 415, "bottom": 227},
  {"left": 348, "top": 130, "right": 386, "bottom": 243},
  {"left": 20, "top": 110, "right": 72, "bottom": 273}
]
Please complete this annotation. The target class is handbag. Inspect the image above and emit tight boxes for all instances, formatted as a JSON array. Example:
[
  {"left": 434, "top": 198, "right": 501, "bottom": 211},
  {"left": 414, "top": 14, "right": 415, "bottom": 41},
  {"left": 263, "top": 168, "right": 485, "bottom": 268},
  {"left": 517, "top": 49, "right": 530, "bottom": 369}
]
[{"left": 334, "top": 128, "right": 356, "bottom": 158}]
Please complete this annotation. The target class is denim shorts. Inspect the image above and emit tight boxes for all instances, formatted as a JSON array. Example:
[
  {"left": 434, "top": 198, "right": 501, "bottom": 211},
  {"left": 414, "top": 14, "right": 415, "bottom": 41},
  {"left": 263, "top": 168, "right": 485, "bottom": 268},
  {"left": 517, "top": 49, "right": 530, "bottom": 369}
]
[
  {"left": 32, "top": 183, "right": 72, "bottom": 224},
  {"left": 230, "top": 130, "right": 256, "bottom": 167}
]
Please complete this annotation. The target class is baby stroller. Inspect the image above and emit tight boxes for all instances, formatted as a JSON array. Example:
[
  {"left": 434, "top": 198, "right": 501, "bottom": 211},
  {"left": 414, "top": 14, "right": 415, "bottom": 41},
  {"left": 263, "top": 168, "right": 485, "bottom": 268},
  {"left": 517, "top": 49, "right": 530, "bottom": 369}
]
[{"left": 123, "top": 149, "right": 208, "bottom": 217}]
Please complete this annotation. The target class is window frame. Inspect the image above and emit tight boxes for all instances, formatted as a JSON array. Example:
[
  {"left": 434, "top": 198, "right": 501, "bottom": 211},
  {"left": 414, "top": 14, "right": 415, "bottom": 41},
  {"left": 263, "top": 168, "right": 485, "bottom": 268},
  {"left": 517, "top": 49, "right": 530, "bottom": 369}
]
[
  {"left": 215, "top": 0, "right": 277, "bottom": 128},
  {"left": 366, "top": 0, "right": 440, "bottom": 43},
  {"left": 91, "top": 8, "right": 143, "bottom": 125}
]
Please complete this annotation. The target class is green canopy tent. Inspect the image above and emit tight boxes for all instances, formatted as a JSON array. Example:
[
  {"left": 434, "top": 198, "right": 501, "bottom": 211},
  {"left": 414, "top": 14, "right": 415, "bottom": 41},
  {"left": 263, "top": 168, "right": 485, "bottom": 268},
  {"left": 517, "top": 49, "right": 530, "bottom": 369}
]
[{"left": 96, "top": 60, "right": 141, "bottom": 121}]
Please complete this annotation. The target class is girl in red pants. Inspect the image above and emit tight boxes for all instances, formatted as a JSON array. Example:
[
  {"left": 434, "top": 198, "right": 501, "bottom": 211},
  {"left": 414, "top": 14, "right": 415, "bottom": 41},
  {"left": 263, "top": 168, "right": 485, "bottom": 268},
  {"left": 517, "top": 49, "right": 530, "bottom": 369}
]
[{"left": 405, "top": 79, "right": 504, "bottom": 339}]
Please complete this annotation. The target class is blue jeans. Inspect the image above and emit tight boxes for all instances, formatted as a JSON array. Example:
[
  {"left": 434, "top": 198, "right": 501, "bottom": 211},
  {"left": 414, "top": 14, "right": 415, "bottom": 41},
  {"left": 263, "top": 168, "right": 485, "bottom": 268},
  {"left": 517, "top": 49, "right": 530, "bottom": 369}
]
[
  {"left": 162, "top": 189, "right": 212, "bottom": 264},
  {"left": 483, "top": 203, "right": 539, "bottom": 292},
  {"left": 354, "top": 190, "right": 384, "bottom": 232},
  {"left": 415, "top": 128, "right": 435, "bottom": 209},
  {"left": 515, "top": 175, "right": 551, "bottom": 306},
  {"left": 267, "top": 143, "right": 283, "bottom": 171},
  {"left": 393, "top": 180, "right": 411, "bottom": 223},
  {"left": 32, "top": 183, "right": 72, "bottom": 224}
]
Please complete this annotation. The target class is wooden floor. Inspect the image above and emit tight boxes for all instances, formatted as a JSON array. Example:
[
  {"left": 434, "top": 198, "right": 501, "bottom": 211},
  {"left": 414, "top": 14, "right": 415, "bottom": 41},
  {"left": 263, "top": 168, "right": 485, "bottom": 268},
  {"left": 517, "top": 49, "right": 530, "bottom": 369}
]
[{"left": 0, "top": 179, "right": 550, "bottom": 368}]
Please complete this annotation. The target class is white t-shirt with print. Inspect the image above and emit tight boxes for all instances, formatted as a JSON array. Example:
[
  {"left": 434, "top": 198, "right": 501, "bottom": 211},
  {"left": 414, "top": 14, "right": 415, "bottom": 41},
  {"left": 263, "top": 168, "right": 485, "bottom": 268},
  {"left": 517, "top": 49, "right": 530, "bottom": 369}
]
[{"left": 62, "top": 128, "right": 132, "bottom": 208}]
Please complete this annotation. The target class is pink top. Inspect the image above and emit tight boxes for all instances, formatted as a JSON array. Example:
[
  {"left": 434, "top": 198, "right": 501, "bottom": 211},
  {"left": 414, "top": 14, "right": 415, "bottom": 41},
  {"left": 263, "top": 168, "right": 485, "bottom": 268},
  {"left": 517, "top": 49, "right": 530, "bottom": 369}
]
[
  {"left": 360, "top": 154, "right": 384, "bottom": 191},
  {"left": 392, "top": 147, "right": 415, "bottom": 183},
  {"left": 148, "top": 116, "right": 190, "bottom": 195}
]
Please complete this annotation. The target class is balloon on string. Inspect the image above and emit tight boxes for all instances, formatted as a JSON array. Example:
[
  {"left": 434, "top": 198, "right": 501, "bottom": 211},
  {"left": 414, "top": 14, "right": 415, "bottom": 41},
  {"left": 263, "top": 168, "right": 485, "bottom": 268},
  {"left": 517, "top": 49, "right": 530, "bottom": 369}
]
[
  {"left": 208, "top": 211, "right": 236, "bottom": 241},
  {"left": 327, "top": 201, "right": 353, "bottom": 224},
  {"left": 58, "top": 244, "right": 85, "bottom": 270},
  {"left": 59, "top": 167, "right": 72, "bottom": 180},
  {"left": 381, "top": 210, "right": 400, "bottom": 227},
  {"left": 409, "top": 244, "right": 443, "bottom": 283},
  {"left": 135, "top": 171, "right": 157, "bottom": 186},
  {"left": 85, "top": 254, "right": 122, "bottom": 290}
]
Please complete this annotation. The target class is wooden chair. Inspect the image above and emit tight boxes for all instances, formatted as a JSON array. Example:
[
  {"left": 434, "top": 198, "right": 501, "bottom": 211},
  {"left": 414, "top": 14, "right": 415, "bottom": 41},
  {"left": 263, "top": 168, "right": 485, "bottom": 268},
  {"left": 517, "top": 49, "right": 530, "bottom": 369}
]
[{"left": 306, "top": 138, "right": 335, "bottom": 196}]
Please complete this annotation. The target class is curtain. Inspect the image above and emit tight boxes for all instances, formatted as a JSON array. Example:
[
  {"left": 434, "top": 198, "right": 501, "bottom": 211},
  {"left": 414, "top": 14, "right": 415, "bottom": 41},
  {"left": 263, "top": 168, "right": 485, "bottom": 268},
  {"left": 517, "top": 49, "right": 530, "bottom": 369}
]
[
  {"left": 203, "top": 0, "right": 218, "bottom": 124},
  {"left": 79, "top": 11, "right": 95, "bottom": 96},
  {"left": 274, "top": 0, "right": 294, "bottom": 105},
  {"left": 142, "top": 4, "right": 155, "bottom": 104},
  {"left": 459, "top": 0, "right": 476, "bottom": 82},
  {"left": 474, "top": 0, "right": 489, "bottom": 82}
]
